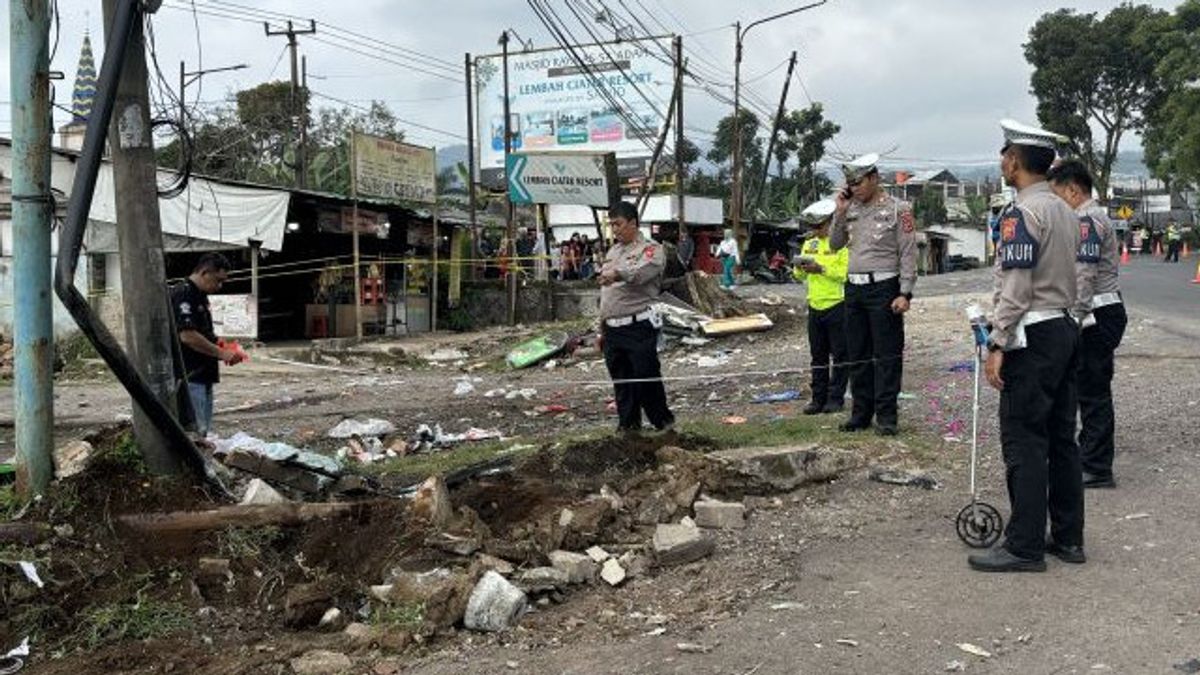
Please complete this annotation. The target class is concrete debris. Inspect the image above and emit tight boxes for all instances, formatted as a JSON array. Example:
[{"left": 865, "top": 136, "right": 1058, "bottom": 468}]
[
  {"left": 53, "top": 439, "right": 94, "bottom": 479},
  {"left": 945, "top": 661, "right": 966, "bottom": 672},
  {"left": 425, "top": 531, "right": 481, "bottom": 557},
  {"left": 369, "top": 584, "right": 395, "bottom": 603},
  {"left": 318, "top": 607, "right": 347, "bottom": 632},
  {"left": 836, "top": 638, "right": 860, "bottom": 648},
  {"left": 453, "top": 377, "right": 476, "bottom": 396},
  {"left": 290, "top": 650, "right": 353, "bottom": 675},
  {"left": 517, "top": 566, "right": 570, "bottom": 593},
  {"left": 410, "top": 476, "right": 454, "bottom": 529},
  {"left": 956, "top": 643, "right": 993, "bottom": 659},
  {"left": 284, "top": 584, "right": 334, "bottom": 629},
  {"left": 600, "top": 559, "right": 627, "bottom": 587},
  {"left": 770, "top": 602, "right": 806, "bottom": 611},
  {"left": 617, "top": 551, "right": 650, "bottom": 579},
  {"left": 868, "top": 466, "right": 942, "bottom": 490},
  {"left": 240, "top": 478, "right": 289, "bottom": 505},
  {"left": 477, "top": 554, "right": 515, "bottom": 576},
  {"left": 327, "top": 418, "right": 396, "bottom": 439},
  {"left": 548, "top": 550, "right": 596, "bottom": 584},
  {"left": 464, "top": 571, "right": 528, "bottom": 632},
  {"left": 676, "top": 642, "right": 713, "bottom": 654},
  {"left": 710, "top": 444, "right": 862, "bottom": 494},
  {"left": 222, "top": 449, "right": 334, "bottom": 494},
  {"left": 424, "top": 348, "right": 469, "bottom": 362},
  {"left": 652, "top": 523, "right": 715, "bottom": 567},
  {"left": 694, "top": 499, "right": 746, "bottom": 530},
  {"left": 585, "top": 546, "right": 611, "bottom": 563},
  {"left": 343, "top": 622, "right": 376, "bottom": 646}
]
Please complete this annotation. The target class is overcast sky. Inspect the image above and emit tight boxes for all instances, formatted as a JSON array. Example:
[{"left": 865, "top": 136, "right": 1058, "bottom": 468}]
[{"left": 0, "top": 0, "right": 1183, "bottom": 169}]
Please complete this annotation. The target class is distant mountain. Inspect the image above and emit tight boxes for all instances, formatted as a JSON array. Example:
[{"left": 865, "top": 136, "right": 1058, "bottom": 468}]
[{"left": 437, "top": 144, "right": 468, "bottom": 171}]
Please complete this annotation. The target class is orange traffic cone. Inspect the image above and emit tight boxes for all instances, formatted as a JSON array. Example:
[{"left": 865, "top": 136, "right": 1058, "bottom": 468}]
[
  {"left": 1120, "top": 244, "right": 1130, "bottom": 266},
  {"left": 1155, "top": 240, "right": 1163, "bottom": 257},
  {"left": 1184, "top": 242, "right": 1191, "bottom": 258},
  {"left": 1192, "top": 259, "right": 1200, "bottom": 284}
]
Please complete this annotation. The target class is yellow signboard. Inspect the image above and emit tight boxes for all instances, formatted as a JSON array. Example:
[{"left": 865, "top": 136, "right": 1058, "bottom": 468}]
[
  {"left": 352, "top": 132, "right": 437, "bottom": 204},
  {"left": 1116, "top": 205, "right": 1134, "bottom": 220}
]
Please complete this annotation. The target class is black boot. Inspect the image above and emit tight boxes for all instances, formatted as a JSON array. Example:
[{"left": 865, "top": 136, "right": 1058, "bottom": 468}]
[
  {"left": 967, "top": 547, "right": 1046, "bottom": 573},
  {"left": 803, "top": 400, "right": 825, "bottom": 415}
]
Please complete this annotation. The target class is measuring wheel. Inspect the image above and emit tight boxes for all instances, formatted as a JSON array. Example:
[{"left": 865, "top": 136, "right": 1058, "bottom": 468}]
[{"left": 955, "top": 502, "right": 1003, "bottom": 548}]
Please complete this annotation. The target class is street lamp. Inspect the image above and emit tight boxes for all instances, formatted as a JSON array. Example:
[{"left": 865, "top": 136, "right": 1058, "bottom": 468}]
[
  {"left": 731, "top": 1, "right": 827, "bottom": 240},
  {"left": 178, "top": 61, "right": 248, "bottom": 126}
]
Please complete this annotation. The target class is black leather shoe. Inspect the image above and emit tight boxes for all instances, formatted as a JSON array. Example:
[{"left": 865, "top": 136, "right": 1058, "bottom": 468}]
[
  {"left": 822, "top": 401, "right": 845, "bottom": 414},
  {"left": 1047, "top": 541, "right": 1086, "bottom": 564},
  {"left": 839, "top": 419, "right": 871, "bottom": 432},
  {"left": 1082, "top": 472, "right": 1116, "bottom": 488},
  {"left": 875, "top": 424, "right": 898, "bottom": 437},
  {"left": 968, "top": 547, "right": 1046, "bottom": 573},
  {"left": 802, "top": 401, "right": 824, "bottom": 415}
]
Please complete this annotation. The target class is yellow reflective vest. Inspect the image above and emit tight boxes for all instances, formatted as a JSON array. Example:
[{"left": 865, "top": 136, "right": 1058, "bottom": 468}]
[{"left": 792, "top": 235, "right": 849, "bottom": 311}]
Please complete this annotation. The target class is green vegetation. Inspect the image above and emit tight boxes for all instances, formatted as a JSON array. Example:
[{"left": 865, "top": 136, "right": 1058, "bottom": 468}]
[
  {"left": 217, "top": 526, "right": 284, "bottom": 560},
  {"left": 372, "top": 601, "right": 424, "bottom": 630},
  {"left": 0, "top": 484, "right": 22, "bottom": 519},
  {"left": 77, "top": 592, "right": 192, "bottom": 649},
  {"left": 103, "top": 429, "right": 147, "bottom": 475}
]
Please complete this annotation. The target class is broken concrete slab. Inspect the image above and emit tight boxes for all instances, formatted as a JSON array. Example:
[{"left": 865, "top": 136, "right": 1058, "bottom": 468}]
[
  {"left": 585, "top": 546, "right": 611, "bottom": 563},
  {"left": 548, "top": 550, "right": 596, "bottom": 584},
  {"left": 464, "top": 571, "right": 528, "bottom": 632},
  {"left": 868, "top": 465, "right": 942, "bottom": 490},
  {"left": 381, "top": 568, "right": 475, "bottom": 631},
  {"left": 410, "top": 476, "right": 454, "bottom": 529},
  {"left": 618, "top": 551, "right": 651, "bottom": 579},
  {"left": 653, "top": 523, "right": 715, "bottom": 567},
  {"left": 222, "top": 450, "right": 333, "bottom": 494},
  {"left": 516, "top": 566, "right": 570, "bottom": 593},
  {"left": 477, "top": 554, "right": 515, "bottom": 576},
  {"left": 600, "top": 559, "right": 626, "bottom": 587},
  {"left": 290, "top": 650, "right": 352, "bottom": 675},
  {"left": 694, "top": 499, "right": 746, "bottom": 530},
  {"left": 709, "top": 444, "right": 862, "bottom": 494},
  {"left": 240, "top": 478, "right": 288, "bottom": 505},
  {"left": 425, "top": 531, "right": 481, "bottom": 557},
  {"left": 53, "top": 439, "right": 94, "bottom": 479}
]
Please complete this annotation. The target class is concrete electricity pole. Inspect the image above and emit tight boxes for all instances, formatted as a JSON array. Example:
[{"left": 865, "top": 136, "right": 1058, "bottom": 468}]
[
  {"left": 102, "top": 0, "right": 186, "bottom": 474},
  {"left": 265, "top": 20, "right": 316, "bottom": 189},
  {"left": 9, "top": 0, "right": 55, "bottom": 496}
]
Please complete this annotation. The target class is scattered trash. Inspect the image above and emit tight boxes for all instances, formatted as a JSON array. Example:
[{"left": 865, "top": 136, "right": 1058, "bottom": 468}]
[
  {"left": 504, "top": 388, "right": 538, "bottom": 401},
  {"left": 506, "top": 332, "right": 570, "bottom": 369},
  {"left": 751, "top": 390, "right": 803, "bottom": 404},
  {"left": 453, "top": 378, "right": 476, "bottom": 396},
  {"left": 897, "top": 392, "right": 917, "bottom": 400},
  {"left": 1123, "top": 512, "right": 1151, "bottom": 521},
  {"left": 1, "top": 637, "right": 28, "bottom": 675},
  {"left": 406, "top": 425, "right": 504, "bottom": 454},
  {"left": 956, "top": 643, "right": 993, "bottom": 658},
  {"left": 530, "top": 404, "right": 570, "bottom": 416},
  {"left": 676, "top": 642, "right": 713, "bottom": 654},
  {"left": 600, "top": 559, "right": 627, "bottom": 587},
  {"left": 240, "top": 478, "right": 289, "bottom": 505},
  {"left": 326, "top": 418, "right": 396, "bottom": 439},
  {"left": 424, "top": 348, "right": 469, "bottom": 362},
  {"left": 696, "top": 353, "right": 731, "bottom": 368},
  {"left": 945, "top": 660, "right": 966, "bottom": 672},
  {"left": 14, "top": 562, "right": 42, "bottom": 588},
  {"left": 681, "top": 336, "right": 713, "bottom": 347},
  {"left": 868, "top": 466, "right": 942, "bottom": 490},
  {"left": 770, "top": 602, "right": 805, "bottom": 611},
  {"left": 721, "top": 416, "right": 747, "bottom": 425},
  {"left": 699, "top": 313, "right": 774, "bottom": 336},
  {"left": 643, "top": 627, "right": 667, "bottom": 637},
  {"left": 53, "top": 439, "right": 94, "bottom": 479},
  {"left": 836, "top": 638, "right": 859, "bottom": 648},
  {"left": 1173, "top": 658, "right": 1200, "bottom": 673},
  {"left": 0, "top": 462, "right": 14, "bottom": 487},
  {"left": 706, "top": 392, "right": 722, "bottom": 402},
  {"left": 947, "top": 361, "right": 975, "bottom": 373}
]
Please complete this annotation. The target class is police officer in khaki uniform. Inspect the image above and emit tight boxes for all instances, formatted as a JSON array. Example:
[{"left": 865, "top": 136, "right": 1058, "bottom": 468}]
[
  {"left": 969, "top": 120, "right": 1084, "bottom": 573},
  {"left": 1048, "top": 159, "right": 1126, "bottom": 489},
  {"left": 831, "top": 153, "right": 918, "bottom": 436},
  {"left": 599, "top": 201, "right": 675, "bottom": 434}
]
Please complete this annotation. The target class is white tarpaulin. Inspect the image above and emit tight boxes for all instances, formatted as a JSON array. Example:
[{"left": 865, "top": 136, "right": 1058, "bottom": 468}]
[{"left": 87, "top": 167, "right": 290, "bottom": 252}]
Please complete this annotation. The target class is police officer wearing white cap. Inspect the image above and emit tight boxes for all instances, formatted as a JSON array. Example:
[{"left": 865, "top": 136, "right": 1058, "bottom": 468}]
[
  {"left": 830, "top": 153, "right": 918, "bottom": 436},
  {"left": 968, "top": 119, "right": 1084, "bottom": 573},
  {"left": 793, "top": 199, "right": 850, "bottom": 415}
]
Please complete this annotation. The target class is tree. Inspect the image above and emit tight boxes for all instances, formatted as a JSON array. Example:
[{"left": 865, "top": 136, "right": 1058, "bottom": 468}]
[
  {"left": 765, "top": 104, "right": 840, "bottom": 215},
  {"left": 1024, "top": 4, "right": 1172, "bottom": 198},
  {"left": 706, "top": 110, "right": 763, "bottom": 216},
  {"left": 913, "top": 190, "right": 947, "bottom": 228},
  {"left": 674, "top": 136, "right": 702, "bottom": 180},
  {"left": 1143, "top": 0, "right": 1200, "bottom": 189}
]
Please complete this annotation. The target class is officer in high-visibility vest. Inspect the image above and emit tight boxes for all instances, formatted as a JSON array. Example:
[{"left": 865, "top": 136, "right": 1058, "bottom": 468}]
[
  {"left": 793, "top": 199, "right": 850, "bottom": 415},
  {"left": 969, "top": 119, "right": 1083, "bottom": 573}
]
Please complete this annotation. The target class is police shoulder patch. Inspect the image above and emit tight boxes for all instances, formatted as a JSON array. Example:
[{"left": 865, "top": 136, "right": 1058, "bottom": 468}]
[
  {"left": 900, "top": 208, "right": 914, "bottom": 233},
  {"left": 1077, "top": 215, "right": 1102, "bottom": 264},
  {"left": 998, "top": 207, "right": 1038, "bottom": 270}
]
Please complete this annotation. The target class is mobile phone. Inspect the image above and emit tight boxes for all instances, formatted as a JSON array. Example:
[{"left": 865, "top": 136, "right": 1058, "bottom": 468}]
[{"left": 840, "top": 186, "right": 853, "bottom": 200}]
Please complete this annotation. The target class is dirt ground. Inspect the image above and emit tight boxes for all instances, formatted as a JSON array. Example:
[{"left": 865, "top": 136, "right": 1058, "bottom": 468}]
[{"left": 4, "top": 268, "right": 1200, "bottom": 674}]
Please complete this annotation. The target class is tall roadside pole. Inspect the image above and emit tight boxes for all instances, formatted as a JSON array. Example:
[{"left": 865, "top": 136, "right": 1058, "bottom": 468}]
[
  {"left": 500, "top": 31, "right": 516, "bottom": 325},
  {"left": 102, "top": 0, "right": 185, "bottom": 474},
  {"left": 464, "top": 52, "right": 479, "bottom": 279},
  {"left": 264, "top": 20, "right": 316, "bottom": 189},
  {"left": 673, "top": 36, "right": 686, "bottom": 237},
  {"left": 10, "top": 0, "right": 55, "bottom": 496},
  {"left": 748, "top": 50, "right": 797, "bottom": 230}
]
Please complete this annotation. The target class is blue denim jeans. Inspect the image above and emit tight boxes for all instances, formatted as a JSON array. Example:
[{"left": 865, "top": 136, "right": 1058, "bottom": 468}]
[{"left": 188, "top": 382, "right": 214, "bottom": 437}]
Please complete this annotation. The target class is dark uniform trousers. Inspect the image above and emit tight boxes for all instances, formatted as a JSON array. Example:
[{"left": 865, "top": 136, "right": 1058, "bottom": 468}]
[
  {"left": 1078, "top": 302, "right": 1127, "bottom": 479},
  {"left": 999, "top": 317, "right": 1084, "bottom": 560},
  {"left": 602, "top": 319, "right": 674, "bottom": 431},
  {"left": 844, "top": 277, "right": 904, "bottom": 426},
  {"left": 808, "top": 303, "right": 848, "bottom": 407}
]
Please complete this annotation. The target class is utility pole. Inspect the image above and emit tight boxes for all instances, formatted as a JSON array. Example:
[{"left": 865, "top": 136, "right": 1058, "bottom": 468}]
[
  {"left": 10, "top": 0, "right": 55, "bottom": 496},
  {"left": 264, "top": 20, "right": 316, "bottom": 189},
  {"left": 674, "top": 37, "right": 686, "bottom": 238},
  {"left": 465, "top": 52, "right": 478, "bottom": 278},
  {"left": 102, "top": 0, "right": 186, "bottom": 474},
  {"left": 178, "top": 60, "right": 247, "bottom": 128},
  {"left": 300, "top": 55, "right": 309, "bottom": 188},
  {"left": 500, "top": 30, "right": 516, "bottom": 325},
  {"left": 748, "top": 51, "right": 797, "bottom": 231}
]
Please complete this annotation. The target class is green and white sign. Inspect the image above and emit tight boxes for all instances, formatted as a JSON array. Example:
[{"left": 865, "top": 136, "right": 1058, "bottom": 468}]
[{"left": 507, "top": 151, "right": 619, "bottom": 207}]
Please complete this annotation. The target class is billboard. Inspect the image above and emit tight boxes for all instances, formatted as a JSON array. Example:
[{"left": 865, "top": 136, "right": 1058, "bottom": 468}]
[
  {"left": 507, "top": 151, "right": 619, "bottom": 207},
  {"left": 474, "top": 38, "right": 675, "bottom": 189},
  {"left": 352, "top": 132, "right": 437, "bottom": 204}
]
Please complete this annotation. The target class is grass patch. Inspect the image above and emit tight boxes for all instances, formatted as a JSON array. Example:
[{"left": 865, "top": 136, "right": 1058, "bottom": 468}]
[
  {"left": 680, "top": 414, "right": 943, "bottom": 463},
  {"left": 372, "top": 601, "right": 424, "bottom": 630},
  {"left": 102, "top": 429, "right": 148, "bottom": 475},
  {"left": 217, "top": 526, "right": 284, "bottom": 560},
  {"left": 0, "top": 484, "right": 23, "bottom": 520},
  {"left": 354, "top": 439, "right": 540, "bottom": 483},
  {"left": 76, "top": 591, "right": 192, "bottom": 649}
]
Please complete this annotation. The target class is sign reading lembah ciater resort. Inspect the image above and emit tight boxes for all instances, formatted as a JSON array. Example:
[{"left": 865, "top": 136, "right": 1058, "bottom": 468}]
[
  {"left": 506, "top": 151, "right": 620, "bottom": 207},
  {"left": 352, "top": 132, "right": 437, "bottom": 204}
]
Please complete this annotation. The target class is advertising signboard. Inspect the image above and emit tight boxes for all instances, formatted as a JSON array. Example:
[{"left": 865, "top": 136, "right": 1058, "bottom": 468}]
[
  {"left": 474, "top": 38, "right": 674, "bottom": 189},
  {"left": 352, "top": 132, "right": 437, "bottom": 204},
  {"left": 507, "top": 151, "right": 619, "bottom": 207}
]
